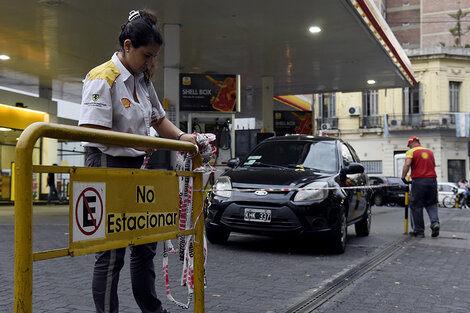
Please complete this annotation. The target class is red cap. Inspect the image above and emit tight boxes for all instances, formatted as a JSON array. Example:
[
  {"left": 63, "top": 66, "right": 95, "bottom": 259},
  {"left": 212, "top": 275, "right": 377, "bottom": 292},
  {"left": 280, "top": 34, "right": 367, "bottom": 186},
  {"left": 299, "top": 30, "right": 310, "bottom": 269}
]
[{"left": 407, "top": 136, "right": 419, "bottom": 147}]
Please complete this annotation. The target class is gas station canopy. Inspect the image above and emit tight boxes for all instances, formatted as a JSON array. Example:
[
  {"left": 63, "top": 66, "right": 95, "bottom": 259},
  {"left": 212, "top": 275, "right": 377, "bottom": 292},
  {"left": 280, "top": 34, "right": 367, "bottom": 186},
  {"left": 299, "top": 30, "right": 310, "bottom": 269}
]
[{"left": 0, "top": 0, "right": 415, "bottom": 101}]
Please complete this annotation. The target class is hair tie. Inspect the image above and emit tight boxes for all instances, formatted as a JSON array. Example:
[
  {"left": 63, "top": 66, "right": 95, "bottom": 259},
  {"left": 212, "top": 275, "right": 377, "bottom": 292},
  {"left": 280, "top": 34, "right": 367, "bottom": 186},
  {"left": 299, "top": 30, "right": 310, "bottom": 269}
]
[{"left": 128, "top": 10, "right": 141, "bottom": 22}]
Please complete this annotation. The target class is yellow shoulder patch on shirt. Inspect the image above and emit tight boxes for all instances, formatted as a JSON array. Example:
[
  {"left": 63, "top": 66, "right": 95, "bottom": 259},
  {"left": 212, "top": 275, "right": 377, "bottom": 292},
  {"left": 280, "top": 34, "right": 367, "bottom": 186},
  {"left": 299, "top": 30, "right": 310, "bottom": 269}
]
[
  {"left": 87, "top": 60, "right": 120, "bottom": 87},
  {"left": 406, "top": 146, "right": 426, "bottom": 159}
]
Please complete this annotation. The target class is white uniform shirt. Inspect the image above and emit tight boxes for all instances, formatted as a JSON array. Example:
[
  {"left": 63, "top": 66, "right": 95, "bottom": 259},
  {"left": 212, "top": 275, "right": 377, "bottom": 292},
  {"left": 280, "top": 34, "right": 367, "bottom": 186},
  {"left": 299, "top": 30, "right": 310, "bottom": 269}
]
[{"left": 79, "top": 53, "right": 165, "bottom": 157}]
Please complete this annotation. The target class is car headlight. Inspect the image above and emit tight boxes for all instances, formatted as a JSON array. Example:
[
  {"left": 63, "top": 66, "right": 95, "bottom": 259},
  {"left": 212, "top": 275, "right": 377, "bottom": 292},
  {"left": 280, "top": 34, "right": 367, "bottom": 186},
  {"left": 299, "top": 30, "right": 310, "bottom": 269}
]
[
  {"left": 213, "top": 176, "right": 232, "bottom": 198},
  {"left": 294, "top": 182, "right": 328, "bottom": 202}
]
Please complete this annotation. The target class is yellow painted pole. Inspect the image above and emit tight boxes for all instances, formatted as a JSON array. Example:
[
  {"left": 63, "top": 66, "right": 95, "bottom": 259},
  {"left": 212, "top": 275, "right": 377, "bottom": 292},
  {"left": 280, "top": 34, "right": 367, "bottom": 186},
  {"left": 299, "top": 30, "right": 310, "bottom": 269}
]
[
  {"left": 192, "top": 154, "right": 205, "bottom": 313},
  {"left": 14, "top": 126, "right": 35, "bottom": 313},
  {"left": 404, "top": 174, "right": 410, "bottom": 235}
]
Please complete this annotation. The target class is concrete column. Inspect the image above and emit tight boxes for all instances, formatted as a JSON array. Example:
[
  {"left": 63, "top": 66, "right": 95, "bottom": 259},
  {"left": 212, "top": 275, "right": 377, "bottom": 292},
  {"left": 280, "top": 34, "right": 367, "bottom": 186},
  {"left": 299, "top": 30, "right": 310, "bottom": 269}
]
[
  {"left": 163, "top": 24, "right": 180, "bottom": 170},
  {"left": 311, "top": 95, "right": 316, "bottom": 136},
  {"left": 39, "top": 75, "right": 52, "bottom": 100},
  {"left": 163, "top": 24, "right": 180, "bottom": 127},
  {"left": 262, "top": 76, "right": 274, "bottom": 132}
]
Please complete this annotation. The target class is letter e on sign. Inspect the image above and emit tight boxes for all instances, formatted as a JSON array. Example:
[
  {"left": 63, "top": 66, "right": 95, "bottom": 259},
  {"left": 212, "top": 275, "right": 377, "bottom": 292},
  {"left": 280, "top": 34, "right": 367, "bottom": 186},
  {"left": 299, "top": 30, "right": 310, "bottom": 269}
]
[
  {"left": 73, "top": 182, "right": 106, "bottom": 242},
  {"left": 137, "top": 185, "right": 155, "bottom": 203}
]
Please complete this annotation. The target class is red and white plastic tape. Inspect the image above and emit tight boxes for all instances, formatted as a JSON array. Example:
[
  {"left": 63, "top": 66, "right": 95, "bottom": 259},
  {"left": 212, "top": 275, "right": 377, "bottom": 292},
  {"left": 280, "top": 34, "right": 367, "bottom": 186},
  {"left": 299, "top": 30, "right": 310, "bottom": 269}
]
[
  {"left": 198, "top": 183, "right": 405, "bottom": 193},
  {"left": 161, "top": 133, "right": 214, "bottom": 309}
]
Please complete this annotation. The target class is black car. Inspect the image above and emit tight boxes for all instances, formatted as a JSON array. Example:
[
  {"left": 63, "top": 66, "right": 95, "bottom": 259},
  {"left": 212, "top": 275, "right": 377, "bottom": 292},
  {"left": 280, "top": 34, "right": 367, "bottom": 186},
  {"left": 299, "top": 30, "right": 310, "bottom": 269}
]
[
  {"left": 205, "top": 135, "right": 372, "bottom": 253},
  {"left": 369, "top": 176, "right": 407, "bottom": 206}
]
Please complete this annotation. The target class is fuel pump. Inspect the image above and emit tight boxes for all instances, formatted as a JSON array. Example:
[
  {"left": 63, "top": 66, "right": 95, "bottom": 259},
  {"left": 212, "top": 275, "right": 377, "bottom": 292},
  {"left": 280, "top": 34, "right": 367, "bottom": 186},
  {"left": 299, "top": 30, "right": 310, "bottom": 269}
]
[{"left": 187, "top": 112, "right": 235, "bottom": 183}]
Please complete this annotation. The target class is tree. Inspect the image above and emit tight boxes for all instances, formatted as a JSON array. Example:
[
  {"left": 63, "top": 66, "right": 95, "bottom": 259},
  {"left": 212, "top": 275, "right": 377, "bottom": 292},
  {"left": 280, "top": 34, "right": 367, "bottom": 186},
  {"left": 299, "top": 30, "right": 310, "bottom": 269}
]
[{"left": 448, "top": 8, "right": 470, "bottom": 47}]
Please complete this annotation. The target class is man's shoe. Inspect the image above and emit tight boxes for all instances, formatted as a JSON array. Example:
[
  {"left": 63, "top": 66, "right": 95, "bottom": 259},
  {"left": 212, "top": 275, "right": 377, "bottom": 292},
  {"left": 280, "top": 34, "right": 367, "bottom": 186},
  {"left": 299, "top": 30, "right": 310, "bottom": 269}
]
[
  {"left": 431, "top": 224, "right": 440, "bottom": 238},
  {"left": 410, "top": 232, "right": 425, "bottom": 238}
]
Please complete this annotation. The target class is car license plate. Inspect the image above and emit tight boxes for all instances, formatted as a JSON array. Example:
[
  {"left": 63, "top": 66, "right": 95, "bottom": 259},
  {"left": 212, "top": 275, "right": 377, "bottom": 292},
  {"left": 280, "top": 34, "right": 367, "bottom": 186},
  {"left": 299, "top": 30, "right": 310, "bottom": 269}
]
[{"left": 244, "top": 208, "right": 271, "bottom": 223}]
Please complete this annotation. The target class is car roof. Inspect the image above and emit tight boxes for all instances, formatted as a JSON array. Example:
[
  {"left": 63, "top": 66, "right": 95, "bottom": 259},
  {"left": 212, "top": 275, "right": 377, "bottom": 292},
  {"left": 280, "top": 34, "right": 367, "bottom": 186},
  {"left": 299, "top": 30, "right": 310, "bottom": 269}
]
[{"left": 262, "top": 135, "right": 342, "bottom": 143}]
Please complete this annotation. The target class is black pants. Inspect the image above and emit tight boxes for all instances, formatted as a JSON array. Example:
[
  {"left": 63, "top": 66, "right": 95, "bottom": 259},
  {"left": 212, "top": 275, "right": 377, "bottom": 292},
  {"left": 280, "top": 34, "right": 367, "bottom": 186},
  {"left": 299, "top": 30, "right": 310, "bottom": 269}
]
[
  {"left": 85, "top": 147, "right": 163, "bottom": 313},
  {"left": 410, "top": 177, "right": 439, "bottom": 235}
]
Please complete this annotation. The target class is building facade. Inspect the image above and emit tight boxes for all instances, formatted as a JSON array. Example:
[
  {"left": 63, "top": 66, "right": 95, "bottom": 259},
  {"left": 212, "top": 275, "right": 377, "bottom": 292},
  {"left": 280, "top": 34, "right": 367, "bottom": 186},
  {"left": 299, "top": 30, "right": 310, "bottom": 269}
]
[
  {"left": 318, "top": 47, "right": 470, "bottom": 183},
  {"left": 386, "top": 0, "right": 470, "bottom": 49}
]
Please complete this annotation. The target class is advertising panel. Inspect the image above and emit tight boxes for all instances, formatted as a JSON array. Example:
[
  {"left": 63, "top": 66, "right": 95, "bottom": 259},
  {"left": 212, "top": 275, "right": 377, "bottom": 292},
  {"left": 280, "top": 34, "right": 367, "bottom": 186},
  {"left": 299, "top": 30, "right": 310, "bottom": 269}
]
[
  {"left": 180, "top": 74, "right": 238, "bottom": 112},
  {"left": 273, "top": 111, "right": 313, "bottom": 136}
]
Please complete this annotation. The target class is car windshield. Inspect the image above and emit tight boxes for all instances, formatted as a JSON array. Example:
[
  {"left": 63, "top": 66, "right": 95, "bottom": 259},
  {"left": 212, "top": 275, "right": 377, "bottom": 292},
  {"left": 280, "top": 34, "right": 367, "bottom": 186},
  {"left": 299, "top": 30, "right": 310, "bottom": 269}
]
[
  {"left": 242, "top": 140, "right": 338, "bottom": 173},
  {"left": 388, "top": 177, "right": 404, "bottom": 184}
]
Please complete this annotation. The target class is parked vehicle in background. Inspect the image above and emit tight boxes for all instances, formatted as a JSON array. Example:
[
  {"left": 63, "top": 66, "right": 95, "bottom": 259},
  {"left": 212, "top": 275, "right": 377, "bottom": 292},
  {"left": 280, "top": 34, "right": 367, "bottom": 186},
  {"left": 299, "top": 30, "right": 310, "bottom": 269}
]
[
  {"left": 369, "top": 176, "right": 407, "bottom": 206},
  {"left": 438, "top": 182, "right": 466, "bottom": 208},
  {"left": 205, "top": 135, "right": 372, "bottom": 254}
]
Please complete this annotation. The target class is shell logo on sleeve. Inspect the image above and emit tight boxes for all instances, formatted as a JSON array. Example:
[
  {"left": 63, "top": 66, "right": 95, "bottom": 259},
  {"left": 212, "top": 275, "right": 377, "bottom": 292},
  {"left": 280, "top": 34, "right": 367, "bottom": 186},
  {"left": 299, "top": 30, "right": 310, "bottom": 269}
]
[{"left": 121, "top": 97, "right": 131, "bottom": 108}]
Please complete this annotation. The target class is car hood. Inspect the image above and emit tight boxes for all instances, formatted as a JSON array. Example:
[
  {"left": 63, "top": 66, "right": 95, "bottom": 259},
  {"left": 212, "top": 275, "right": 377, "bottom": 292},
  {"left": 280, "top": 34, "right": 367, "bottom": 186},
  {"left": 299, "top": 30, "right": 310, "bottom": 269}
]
[{"left": 224, "top": 167, "right": 331, "bottom": 186}]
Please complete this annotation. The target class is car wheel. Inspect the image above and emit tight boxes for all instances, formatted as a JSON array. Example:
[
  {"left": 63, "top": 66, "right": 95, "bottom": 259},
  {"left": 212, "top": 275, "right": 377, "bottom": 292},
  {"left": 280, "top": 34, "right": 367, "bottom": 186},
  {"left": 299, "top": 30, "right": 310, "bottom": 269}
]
[
  {"left": 355, "top": 204, "right": 371, "bottom": 237},
  {"left": 206, "top": 227, "right": 230, "bottom": 244},
  {"left": 372, "top": 193, "right": 383, "bottom": 206},
  {"left": 442, "top": 196, "right": 456, "bottom": 208},
  {"left": 330, "top": 207, "right": 347, "bottom": 254}
]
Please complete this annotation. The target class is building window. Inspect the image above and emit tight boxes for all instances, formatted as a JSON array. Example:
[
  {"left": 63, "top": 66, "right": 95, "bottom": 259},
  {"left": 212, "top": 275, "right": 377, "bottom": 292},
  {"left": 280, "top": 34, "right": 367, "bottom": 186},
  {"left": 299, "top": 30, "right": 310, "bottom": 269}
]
[
  {"left": 403, "top": 83, "right": 421, "bottom": 114},
  {"left": 318, "top": 93, "right": 336, "bottom": 118},
  {"left": 449, "top": 81, "right": 460, "bottom": 112},
  {"left": 362, "top": 160, "right": 383, "bottom": 174},
  {"left": 361, "top": 90, "right": 380, "bottom": 128},
  {"left": 362, "top": 90, "right": 378, "bottom": 116},
  {"left": 448, "top": 160, "right": 465, "bottom": 183}
]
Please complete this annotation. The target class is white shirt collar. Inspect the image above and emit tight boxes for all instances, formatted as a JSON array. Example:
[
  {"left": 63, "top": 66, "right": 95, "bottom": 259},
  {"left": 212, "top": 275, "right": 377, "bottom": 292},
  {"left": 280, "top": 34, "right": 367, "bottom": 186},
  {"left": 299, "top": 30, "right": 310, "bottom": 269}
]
[{"left": 112, "top": 52, "right": 144, "bottom": 82}]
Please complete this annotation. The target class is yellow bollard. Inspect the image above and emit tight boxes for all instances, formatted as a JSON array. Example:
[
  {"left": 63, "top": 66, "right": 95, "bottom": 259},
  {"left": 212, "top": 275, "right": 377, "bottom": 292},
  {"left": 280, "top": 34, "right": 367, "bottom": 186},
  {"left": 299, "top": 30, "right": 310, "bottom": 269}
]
[
  {"left": 192, "top": 156, "right": 205, "bottom": 313},
  {"left": 404, "top": 174, "right": 410, "bottom": 235}
]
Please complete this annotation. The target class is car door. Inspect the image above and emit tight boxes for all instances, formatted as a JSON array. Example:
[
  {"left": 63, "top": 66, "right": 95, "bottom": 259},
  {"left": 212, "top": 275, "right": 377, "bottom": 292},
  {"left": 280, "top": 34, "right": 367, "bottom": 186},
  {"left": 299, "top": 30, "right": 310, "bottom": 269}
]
[{"left": 341, "top": 143, "right": 367, "bottom": 221}]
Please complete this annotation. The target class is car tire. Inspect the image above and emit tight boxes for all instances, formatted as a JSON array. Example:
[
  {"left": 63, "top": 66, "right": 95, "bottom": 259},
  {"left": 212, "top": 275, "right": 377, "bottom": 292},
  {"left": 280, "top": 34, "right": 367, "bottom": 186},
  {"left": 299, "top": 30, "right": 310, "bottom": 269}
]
[
  {"left": 206, "top": 227, "right": 230, "bottom": 244},
  {"left": 372, "top": 193, "right": 384, "bottom": 206},
  {"left": 355, "top": 204, "right": 371, "bottom": 237},
  {"left": 330, "top": 206, "right": 347, "bottom": 254}
]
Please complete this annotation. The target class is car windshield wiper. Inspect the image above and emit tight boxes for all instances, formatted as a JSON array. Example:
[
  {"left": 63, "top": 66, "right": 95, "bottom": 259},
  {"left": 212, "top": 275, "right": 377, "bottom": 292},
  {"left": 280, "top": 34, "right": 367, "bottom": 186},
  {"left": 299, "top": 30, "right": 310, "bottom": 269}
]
[
  {"left": 287, "top": 164, "right": 321, "bottom": 172},
  {"left": 249, "top": 161, "right": 287, "bottom": 169}
]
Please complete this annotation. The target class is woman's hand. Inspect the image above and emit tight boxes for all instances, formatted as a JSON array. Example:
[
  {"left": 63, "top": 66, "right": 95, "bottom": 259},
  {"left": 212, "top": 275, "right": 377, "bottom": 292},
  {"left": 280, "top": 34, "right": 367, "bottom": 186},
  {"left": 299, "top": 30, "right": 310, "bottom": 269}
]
[
  {"left": 134, "top": 147, "right": 157, "bottom": 154},
  {"left": 178, "top": 133, "right": 197, "bottom": 145}
]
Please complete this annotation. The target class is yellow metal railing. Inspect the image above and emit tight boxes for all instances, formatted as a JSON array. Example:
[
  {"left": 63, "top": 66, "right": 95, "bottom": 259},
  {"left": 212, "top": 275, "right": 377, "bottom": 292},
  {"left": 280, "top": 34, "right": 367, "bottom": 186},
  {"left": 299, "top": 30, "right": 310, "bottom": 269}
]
[{"left": 14, "top": 122, "right": 204, "bottom": 313}]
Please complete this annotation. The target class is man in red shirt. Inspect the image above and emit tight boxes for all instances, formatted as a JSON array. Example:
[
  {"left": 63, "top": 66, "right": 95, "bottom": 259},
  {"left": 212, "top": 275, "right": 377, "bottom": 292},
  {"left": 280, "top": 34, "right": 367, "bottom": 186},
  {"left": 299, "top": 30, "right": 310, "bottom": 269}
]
[{"left": 401, "top": 136, "right": 440, "bottom": 238}]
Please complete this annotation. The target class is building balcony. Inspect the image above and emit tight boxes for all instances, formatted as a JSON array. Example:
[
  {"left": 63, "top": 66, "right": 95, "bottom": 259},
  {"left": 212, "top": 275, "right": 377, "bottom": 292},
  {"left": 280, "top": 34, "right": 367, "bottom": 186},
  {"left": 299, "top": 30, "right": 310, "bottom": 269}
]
[
  {"left": 387, "top": 112, "right": 456, "bottom": 129},
  {"left": 317, "top": 117, "right": 338, "bottom": 130},
  {"left": 360, "top": 115, "right": 383, "bottom": 129}
]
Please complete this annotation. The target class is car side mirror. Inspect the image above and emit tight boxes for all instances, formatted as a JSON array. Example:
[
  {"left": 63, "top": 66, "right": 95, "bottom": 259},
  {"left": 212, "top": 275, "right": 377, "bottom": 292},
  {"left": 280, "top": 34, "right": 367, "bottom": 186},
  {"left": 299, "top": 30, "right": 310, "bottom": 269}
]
[
  {"left": 345, "top": 162, "right": 364, "bottom": 174},
  {"left": 227, "top": 157, "right": 240, "bottom": 168}
]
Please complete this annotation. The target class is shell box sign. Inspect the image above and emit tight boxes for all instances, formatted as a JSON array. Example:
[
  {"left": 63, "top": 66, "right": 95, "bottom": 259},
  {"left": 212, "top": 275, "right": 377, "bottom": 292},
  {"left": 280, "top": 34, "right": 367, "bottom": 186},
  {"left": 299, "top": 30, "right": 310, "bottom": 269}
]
[{"left": 70, "top": 167, "right": 180, "bottom": 252}]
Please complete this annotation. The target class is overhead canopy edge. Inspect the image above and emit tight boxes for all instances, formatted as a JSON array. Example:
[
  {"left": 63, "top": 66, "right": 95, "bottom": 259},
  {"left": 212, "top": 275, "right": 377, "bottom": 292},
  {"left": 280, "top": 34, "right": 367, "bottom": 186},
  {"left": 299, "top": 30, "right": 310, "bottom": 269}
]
[{"left": 351, "top": 0, "right": 417, "bottom": 87}]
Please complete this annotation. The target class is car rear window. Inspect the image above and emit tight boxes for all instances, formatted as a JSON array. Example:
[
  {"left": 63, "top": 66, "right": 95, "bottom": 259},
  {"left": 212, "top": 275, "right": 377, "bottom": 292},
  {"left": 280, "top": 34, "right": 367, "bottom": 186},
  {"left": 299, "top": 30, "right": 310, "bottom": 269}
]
[{"left": 242, "top": 140, "right": 338, "bottom": 173}]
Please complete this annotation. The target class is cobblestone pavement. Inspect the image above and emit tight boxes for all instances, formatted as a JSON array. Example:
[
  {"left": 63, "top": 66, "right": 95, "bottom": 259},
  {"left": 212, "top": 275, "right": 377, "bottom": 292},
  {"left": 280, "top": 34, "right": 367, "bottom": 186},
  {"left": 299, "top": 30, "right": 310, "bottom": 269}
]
[
  {"left": 1, "top": 204, "right": 467, "bottom": 313},
  {"left": 314, "top": 209, "right": 470, "bottom": 313}
]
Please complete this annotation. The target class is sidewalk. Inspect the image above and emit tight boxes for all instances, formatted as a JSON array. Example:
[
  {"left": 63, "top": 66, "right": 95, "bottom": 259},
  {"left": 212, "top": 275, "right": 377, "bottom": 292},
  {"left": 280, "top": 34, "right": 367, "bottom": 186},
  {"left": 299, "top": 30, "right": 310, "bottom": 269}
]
[
  {"left": 3, "top": 205, "right": 469, "bottom": 312},
  {"left": 0, "top": 203, "right": 69, "bottom": 216},
  {"left": 314, "top": 208, "right": 470, "bottom": 313}
]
